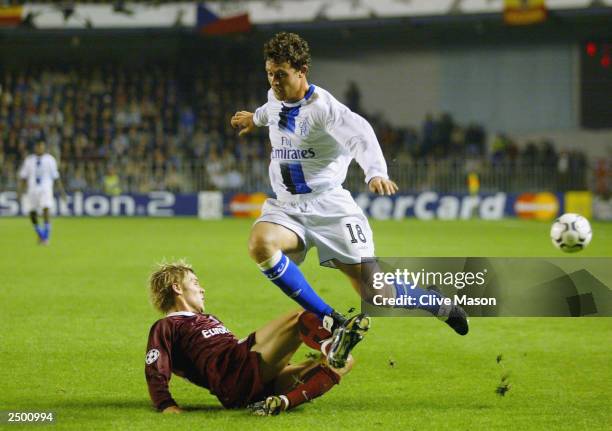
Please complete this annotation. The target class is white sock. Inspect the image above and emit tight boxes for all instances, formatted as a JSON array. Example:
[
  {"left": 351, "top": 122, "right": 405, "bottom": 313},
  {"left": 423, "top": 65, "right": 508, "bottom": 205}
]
[
  {"left": 257, "top": 250, "right": 283, "bottom": 271},
  {"left": 320, "top": 339, "right": 332, "bottom": 356},
  {"left": 279, "top": 395, "right": 289, "bottom": 410}
]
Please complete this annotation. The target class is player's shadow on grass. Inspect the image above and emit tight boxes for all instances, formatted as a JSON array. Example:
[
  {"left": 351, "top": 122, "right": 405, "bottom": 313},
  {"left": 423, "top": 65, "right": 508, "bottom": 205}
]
[
  {"left": 47, "top": 399, "right": 225, "bottom": 412},
  {"left": 326, "top": 399, "right": 495, "bottom": 412},
  {"left": 177, "top": 405, "right": 226, "bottom": 412}
]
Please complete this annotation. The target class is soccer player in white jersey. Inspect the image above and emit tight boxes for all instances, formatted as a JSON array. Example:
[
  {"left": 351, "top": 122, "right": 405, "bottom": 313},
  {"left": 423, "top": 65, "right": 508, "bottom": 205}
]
[
  {"left": 17, "top": 141, "right": 66, "bottom": 245},
  {"left": 231, "top": 33, "right": 468, "bottom": 335}
]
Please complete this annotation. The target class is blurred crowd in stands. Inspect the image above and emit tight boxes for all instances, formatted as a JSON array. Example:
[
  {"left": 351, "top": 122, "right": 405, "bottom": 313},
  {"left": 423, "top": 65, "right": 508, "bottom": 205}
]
[
  {"left": 0, "top": 64, "right": 271, "bottom": 192},
  {"left": 1, "top": 1, "right": 190, "bottom": 4},
  {"left": 0, "top": 65, "right": 594, "bottom": 194}
]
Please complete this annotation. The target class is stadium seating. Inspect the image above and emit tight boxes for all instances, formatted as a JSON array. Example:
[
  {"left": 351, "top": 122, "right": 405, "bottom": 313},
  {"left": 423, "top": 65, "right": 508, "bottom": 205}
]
[{"left": 0, "top": 63, "right": 588, "bottom": 193}]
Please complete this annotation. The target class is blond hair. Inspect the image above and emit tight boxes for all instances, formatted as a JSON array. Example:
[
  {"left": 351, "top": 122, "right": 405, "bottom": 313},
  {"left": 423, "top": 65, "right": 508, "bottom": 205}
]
[{"left": 149, "top": 260, "right": 194, "bottom": 313}]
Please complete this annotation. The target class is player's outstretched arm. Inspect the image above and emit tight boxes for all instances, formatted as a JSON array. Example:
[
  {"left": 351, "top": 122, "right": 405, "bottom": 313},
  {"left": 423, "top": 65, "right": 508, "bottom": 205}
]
[
  {"left": 320, "top": 99, "right": 397, "bottom": 195},
  {"left": 145, "top": 321, "right": 179, "bottom": 412},
  {"left": 230, "top": 111, "right": 256, "bottom": 136},
  {"left": 368, "top": 177, "right": 399, "bottom": 196}
]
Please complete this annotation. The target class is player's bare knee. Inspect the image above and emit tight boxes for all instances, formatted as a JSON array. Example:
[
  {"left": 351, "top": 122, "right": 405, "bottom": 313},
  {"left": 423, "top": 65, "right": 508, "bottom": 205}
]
[
  {"left": 361, "top": 289, "right": 381, "bottom": 306},
  {"left": 281, "top": 309, "right": 302, "bottom": 329},
  {"left": 286, "top": 310, "right": 303, "bottom": 333},
  {"left": 248, "top": 235, "right": 279, "bottom": 262},
  {"left": 291, "top": 309, "right": 303, "bottom": 322},
  {"left": 248, "top": 230, "right": 281, "bottom": 262},
  {"left": 285, "top": 310, "right": 302, "bottom": 337}
]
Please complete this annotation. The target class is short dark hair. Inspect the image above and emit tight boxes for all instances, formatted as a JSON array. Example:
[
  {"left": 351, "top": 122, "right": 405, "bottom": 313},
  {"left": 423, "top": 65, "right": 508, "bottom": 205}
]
[{"left": 263, "top": 32, "right": 311, "bottom": 71}]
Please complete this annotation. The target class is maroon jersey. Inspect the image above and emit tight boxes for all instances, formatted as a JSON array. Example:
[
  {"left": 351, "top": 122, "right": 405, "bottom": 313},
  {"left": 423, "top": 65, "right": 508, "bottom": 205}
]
[{"left": 145, "top": 311, "right": 265, "bottom": 410}]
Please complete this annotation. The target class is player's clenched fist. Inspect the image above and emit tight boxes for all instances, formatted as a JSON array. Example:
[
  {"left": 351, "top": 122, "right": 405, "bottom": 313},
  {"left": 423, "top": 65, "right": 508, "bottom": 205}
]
[
  {"left": 368, "top": 177, "right": 399, "bottom": 196},
  {"left": 231, "top": 111, "right": 256, "bottom": 136}
]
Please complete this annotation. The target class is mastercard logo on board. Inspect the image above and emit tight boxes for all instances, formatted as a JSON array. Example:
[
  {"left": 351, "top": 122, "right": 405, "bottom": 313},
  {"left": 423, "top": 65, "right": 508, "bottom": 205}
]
[
  {"left": 514, "top": 192, "right": 560, "bottom": 220},
  {"left": 229, "top": 193, "right": 268, "bottom": 218}
]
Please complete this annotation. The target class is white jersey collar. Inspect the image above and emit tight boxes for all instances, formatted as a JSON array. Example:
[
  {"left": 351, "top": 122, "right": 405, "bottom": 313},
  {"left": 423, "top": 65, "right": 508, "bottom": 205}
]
[
  {"left": 280, "top": 84, "right": 316, "bottom": 108},
  {"left": 166, "top": 311, "right": 196, "bottom": 317}
]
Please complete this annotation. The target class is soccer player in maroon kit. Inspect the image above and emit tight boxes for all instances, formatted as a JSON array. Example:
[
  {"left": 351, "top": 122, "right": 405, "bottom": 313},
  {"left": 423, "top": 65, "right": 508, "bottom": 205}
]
[{"left": 145, "top": 261, "right": 370, "bottom": 415}]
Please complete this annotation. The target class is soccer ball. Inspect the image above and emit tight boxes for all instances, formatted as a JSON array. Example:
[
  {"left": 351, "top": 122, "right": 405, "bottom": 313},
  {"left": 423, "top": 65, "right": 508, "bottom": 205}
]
[{"left": 550, "top": 213, "right": 592, "bottom": 253}]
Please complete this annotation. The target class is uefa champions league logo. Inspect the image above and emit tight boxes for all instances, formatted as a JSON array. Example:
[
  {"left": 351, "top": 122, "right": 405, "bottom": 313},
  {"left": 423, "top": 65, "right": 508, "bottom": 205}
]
[{"left": 145, "top": 349, "right": 160, "bottom": 364}]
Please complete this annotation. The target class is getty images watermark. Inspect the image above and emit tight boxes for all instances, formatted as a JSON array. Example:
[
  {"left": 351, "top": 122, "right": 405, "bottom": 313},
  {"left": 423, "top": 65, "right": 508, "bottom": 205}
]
[
  {"left": 360, "top": 258, "right": 612, "bottom": 317},
  {"left": 371, "top": 267, "right": 493, "bottom": 307}
]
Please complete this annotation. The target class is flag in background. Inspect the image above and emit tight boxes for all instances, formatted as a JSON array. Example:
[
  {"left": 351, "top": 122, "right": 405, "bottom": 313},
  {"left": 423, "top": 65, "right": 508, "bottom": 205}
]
[
  {"left": 0, "top": 6, "right": 22, "bottom": 27},
  {"left": 504, "top": 0, "right": 547, "bottom": 26},
  {"left": 197, "top": 3, "right": 250, "bottom": 35}
]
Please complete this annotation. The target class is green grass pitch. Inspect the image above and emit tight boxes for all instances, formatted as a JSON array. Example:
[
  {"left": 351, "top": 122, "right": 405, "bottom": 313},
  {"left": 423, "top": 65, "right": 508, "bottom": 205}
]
[{"left": 1, "top": 218, "right": 611, "bottom": 430}]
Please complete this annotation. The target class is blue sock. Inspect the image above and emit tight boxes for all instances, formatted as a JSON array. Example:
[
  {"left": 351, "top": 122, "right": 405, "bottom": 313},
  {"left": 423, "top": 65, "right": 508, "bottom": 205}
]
[
  {"left": 259, "top": 251, "right": 333, "bottom": 319},
  {"left": 43, "top": 222, "right": 51, "bottom": 240},
  {"left": 395, "top": 281, "right": 444, "bottom": 315},
  {"left": 33, "top": 224, "right": 44, "bottom": 240}
]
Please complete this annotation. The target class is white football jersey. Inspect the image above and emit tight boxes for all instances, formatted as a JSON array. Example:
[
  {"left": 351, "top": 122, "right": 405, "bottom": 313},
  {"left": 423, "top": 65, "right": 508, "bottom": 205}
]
[
  {"left": 19, "top": 153, "right": 59, "bottom": 192},
  {"left": 253, "top": 84, "right": 388, "bottom": 202}
]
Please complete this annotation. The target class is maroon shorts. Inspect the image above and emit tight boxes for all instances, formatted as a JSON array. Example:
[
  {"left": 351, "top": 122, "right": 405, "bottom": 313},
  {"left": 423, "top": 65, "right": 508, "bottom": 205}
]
[{"left": 213, "top": 332, "right": 274, "bottom": 408}]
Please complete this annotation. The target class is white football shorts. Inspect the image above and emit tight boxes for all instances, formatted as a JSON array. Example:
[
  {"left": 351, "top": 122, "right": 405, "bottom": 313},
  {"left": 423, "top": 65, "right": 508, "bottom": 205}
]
[
  {"left": 255, "top": 187, "right": 375, "bottom": 268},
  {"left": 24, "top": 188, "right": 54, "bottom": 213}
]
